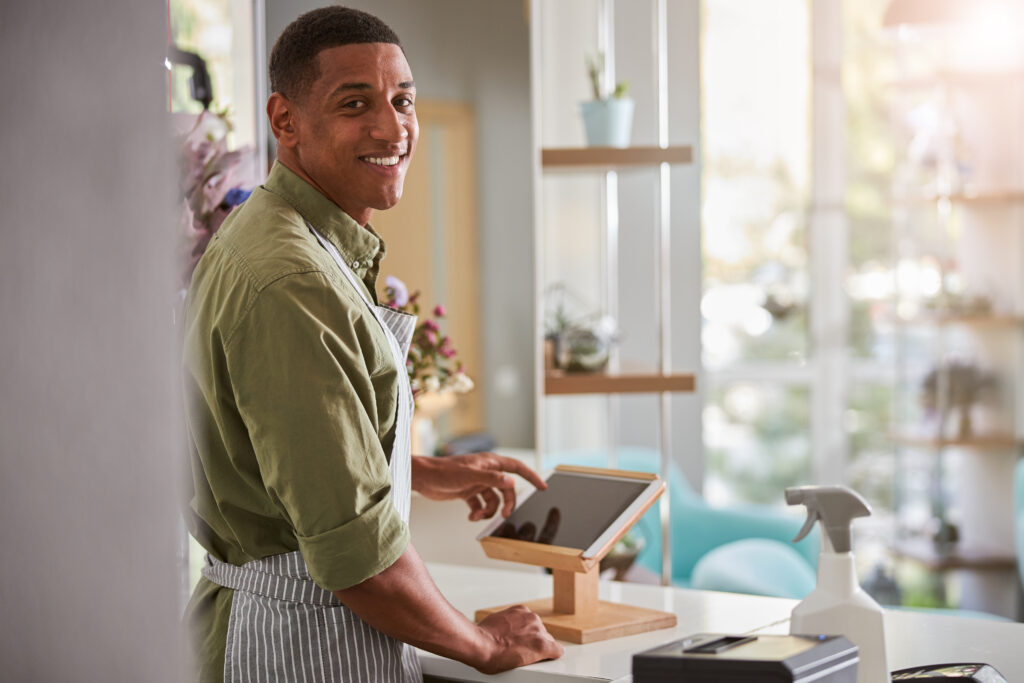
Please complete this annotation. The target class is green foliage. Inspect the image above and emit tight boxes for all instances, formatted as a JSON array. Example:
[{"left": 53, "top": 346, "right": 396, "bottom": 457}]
[
  {"left": 586, "top": 53, "right": 629, "bottom": 100},
  {"left": 706, "top": 383, "right": 812, "bottom": 505}
]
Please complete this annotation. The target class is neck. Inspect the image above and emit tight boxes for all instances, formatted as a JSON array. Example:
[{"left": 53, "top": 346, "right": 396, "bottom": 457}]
[{"left": 274, "top": 153, "right": 371, "bottom": 226}]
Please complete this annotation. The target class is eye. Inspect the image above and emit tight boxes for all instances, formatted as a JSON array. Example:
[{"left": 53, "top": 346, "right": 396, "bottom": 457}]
[
  {"left": 394, "top": 95, "right": 415, "bottom": 109},
  {"left": 340, "top": 99, "right": 366, "bottom": 111}
]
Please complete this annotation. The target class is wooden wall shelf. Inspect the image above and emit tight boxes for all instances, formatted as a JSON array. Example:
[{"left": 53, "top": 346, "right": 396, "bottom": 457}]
[
  {"left": 886, "top": 70, "right": 1024, "bottom": 90},
  {"left": 892, "top": 434, "right": 1021, "bottom": 450},
  {"left": 892, "top": 538, "right": 1017, "bottom": 571},
  {"left": 899, "top": 314, "right": 1024, "bottom": 328},
  {"left": 892, "top": 191, "right": 1024, "bottom": 206},
  {"left": 541, "top": 146, "right": 693, "bottom": 169},
  {"left": 545, "top": 371, "right": 696, "bottom": 396}
]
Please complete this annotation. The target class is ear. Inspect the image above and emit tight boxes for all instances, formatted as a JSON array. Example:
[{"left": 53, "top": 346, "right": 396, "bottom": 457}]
[{"left": 267, "top": 93, "right": 299, "bottom": 148}]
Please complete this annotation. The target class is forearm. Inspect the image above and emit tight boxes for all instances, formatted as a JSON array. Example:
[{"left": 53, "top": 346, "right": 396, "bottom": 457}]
[
  {"left": 331, "top": 542, "right": 492, "bottom": 669},
  {"left": 409, "top": 454, "right": 433, "bottom": 491}
]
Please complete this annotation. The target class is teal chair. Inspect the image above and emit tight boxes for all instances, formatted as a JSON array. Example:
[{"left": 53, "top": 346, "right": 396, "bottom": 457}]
[{"left": 542, "top": 447, "right": 819, "bottom": 599}]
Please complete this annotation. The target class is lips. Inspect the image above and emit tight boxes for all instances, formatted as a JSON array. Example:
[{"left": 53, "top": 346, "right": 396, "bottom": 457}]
[
  {"left": 363, "top": 155, "right": 401, "bottom": 167},
  {"left": 360, "top": 150, "right": 408, "bottom": 168}
]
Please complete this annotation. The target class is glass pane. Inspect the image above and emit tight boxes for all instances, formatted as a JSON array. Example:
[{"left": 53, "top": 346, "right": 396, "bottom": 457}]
[
  {"left": 701, "top": 0, "right": 811, "bottom": 369},
  {"left": 703, "top": 381, "right": 812, "bottom": 506},
  {"left": 846, "top": 381, "right": 896, "bottom": 557},
  {"left": 843, "top": 0, "right": 899, "bottom": 362},
  {"left": 170, "top": 0, "right": 256, "bottom": 147}
]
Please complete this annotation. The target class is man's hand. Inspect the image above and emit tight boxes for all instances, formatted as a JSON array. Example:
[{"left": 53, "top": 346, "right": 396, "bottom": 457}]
[
  {"left": 474, "top": 605, "right": 565, "bottom": 674},
  {"left": 411, "top": 453, "right": 546, "bottom": 521},
  {"left": 333, "top": 544, "right": 563, "bottom": 674}
]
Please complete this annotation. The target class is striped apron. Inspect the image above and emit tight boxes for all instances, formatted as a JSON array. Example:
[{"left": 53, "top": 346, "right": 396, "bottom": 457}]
[{"left": 202, "top": 223, "right": 420, "bottom": 682}]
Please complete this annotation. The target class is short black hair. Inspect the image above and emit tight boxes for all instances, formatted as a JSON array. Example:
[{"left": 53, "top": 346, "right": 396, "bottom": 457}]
[{"left": 269, "top": 6, "right": 403, "bottom": 101}]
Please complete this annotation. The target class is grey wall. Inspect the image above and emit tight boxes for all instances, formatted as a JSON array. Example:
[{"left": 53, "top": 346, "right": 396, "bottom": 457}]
[
  {"left": 0, "top": 1, "right": 182, "bottom": 679},
  {"left": 263, "top": 0, "right": 536, "bottom": 447}
]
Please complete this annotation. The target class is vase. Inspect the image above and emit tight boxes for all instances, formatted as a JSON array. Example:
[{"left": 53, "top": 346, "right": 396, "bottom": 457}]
[
  {"left": 580, "top": 97, "right": 634, "bottom": 148},
  {"left": 411, "top": 391, "right": 457, "bottom": 456}
]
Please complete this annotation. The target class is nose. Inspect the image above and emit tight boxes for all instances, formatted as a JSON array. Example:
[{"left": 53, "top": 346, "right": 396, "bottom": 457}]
[{"left": 369, "top": 104, "right": 410, "bottom": 144}]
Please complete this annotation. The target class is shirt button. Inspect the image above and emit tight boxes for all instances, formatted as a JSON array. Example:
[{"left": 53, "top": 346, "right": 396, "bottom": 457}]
[{"left": 352, "top": 260, "right": 360, "bottom": 268}]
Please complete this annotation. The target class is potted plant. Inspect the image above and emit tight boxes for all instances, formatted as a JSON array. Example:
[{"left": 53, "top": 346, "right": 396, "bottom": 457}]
[{"left": 580, "top": 53, "right": 633, "bottom": 148}]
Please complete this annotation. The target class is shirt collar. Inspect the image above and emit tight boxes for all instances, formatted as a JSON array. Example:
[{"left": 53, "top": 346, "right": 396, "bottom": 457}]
[{"left": 263, "top": 161, "right": 386, "bottom": 286}]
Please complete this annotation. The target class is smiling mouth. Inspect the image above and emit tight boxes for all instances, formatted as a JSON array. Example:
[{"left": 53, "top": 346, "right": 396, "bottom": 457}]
[{"left": 361, "top": 155, "right": 405, "bottom": 167}]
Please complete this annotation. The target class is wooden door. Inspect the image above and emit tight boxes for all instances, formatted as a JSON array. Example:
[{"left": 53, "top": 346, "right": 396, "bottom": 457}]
[{"left": 372, "top": 100, "right": 483, "bottom": 437}]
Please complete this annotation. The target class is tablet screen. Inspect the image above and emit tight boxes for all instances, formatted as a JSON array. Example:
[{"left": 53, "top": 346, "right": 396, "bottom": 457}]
[{"left": 489, "top": 471, "right": 651, "bottom": 550}]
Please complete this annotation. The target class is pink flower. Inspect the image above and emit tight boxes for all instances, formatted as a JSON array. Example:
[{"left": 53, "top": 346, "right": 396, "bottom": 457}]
[
  {"left": 433, "top": 304, "right": 446, "bottom": 317},
  {"left": 385, "top": 275, "right": 409, "bottom": 307},
  {"left": 440, "top": 347, "right": 456, "bottom": 359},
  {"left": 424, "top": 319, "right": 439, "bottom": 332},
  {"left": 425, "top": 330, "right": 438, "bottom": 346}
]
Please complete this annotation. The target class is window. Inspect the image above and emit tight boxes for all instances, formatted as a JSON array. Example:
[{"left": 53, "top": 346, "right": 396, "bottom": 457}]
[
  {"left": 169, "top": 0, "right": 257, "bottom": 599},
  {"left": 700, "top": 0, "right": 813, "bottom": 506}
]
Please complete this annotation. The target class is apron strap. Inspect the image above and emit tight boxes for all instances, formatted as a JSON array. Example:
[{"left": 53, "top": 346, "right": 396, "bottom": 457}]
[
  {"left": 307, "top": 222, "right": 416, "bottom": 522},
  {"left": 202, "top": 552, "right": 343, "bottom": 606}
]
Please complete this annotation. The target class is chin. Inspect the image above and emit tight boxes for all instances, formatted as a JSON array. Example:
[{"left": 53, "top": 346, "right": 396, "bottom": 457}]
[{"left": 373, "top": 191, "right": 404, "bottom": 211}]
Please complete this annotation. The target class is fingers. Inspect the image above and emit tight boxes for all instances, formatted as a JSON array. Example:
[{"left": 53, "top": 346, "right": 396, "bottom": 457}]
[
  {"left": 488, "top": 455, "right": 548, "bottom": 490},
  {"left": 470, "top": 472, "right": 517, "bottom": 519},
  {"left": 445, "top": 454, "right": 549, "bottom": 521},
  {"left": 465, "top": 493, "right": 484, "bottom": 521},
  {"left": 500, "top": 482, "right": 516, "bottom": 518},
  {"left": 478, "top": 488, "right": 501, "bottom": 520},
  {"left": 475, "top": 605, "right": 564, "bottom": 674}
]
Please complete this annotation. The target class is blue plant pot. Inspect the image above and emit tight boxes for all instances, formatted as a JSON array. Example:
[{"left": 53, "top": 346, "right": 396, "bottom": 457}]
[{"left": 580, "top": 97, "right": 634, "bottom": 148}]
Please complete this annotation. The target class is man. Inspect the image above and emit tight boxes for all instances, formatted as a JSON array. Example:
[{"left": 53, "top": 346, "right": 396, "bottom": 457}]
[{"left": 182, "top": 6, "right": 563, "bottom": 681}]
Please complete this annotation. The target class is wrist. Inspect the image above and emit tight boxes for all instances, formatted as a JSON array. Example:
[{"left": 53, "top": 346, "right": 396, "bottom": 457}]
[
  {"left": 466, "top": 623, "right": 503, "bottom": 673},
  {"left": 410, "top": 455, "right": 434, "bottom": 491}
]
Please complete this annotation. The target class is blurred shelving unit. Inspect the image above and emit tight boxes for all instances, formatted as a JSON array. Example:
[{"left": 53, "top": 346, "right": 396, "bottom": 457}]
[
  {"left": 529, "top": 0, "right": 697, "bottom": 585},
  {"left": 885, "top": 21, "right": 1024, "bottom": 618}
]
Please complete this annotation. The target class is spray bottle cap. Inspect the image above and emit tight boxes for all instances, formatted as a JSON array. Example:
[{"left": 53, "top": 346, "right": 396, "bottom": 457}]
[{"left": 785, "top": 485, "right": 871, "bottom": 553}]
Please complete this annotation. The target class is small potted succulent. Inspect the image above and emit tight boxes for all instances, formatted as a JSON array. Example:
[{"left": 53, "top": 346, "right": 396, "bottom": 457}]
[
  {"left": 580, "top": 53, "right": 633, "bottom": 148},
  {"left": 919, "top": 358, "right": 996, "bottom": 439}
]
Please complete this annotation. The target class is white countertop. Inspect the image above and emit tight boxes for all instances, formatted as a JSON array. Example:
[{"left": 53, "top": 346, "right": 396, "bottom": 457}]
[{"left": 420, "top": 562, "right": 1024, "bottom": 682}]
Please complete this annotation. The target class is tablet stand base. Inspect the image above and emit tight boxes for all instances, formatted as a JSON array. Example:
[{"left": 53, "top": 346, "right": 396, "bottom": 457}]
[{"left": 474, "top": 567, "right": 677, "bottom": 644}]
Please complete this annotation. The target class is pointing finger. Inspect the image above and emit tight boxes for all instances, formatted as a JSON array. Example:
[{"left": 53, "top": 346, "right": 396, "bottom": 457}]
[{"left": 490, "top": 455, "right": 547, "bottom": 490}]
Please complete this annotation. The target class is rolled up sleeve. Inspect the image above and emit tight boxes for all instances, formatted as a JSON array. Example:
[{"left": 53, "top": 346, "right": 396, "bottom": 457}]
[{"left": 225, "top": 269, "right": 408, "bottom": 591}]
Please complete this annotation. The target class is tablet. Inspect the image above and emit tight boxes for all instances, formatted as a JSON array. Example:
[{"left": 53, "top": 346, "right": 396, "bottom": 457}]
[{"left": 477, "top": 466, "right": 663, "bottom": 560}]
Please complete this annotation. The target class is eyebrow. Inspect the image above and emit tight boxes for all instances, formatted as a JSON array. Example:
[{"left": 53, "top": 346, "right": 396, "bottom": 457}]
[{"left": 328, "top": 80, "right": 416, "bottom": 99}]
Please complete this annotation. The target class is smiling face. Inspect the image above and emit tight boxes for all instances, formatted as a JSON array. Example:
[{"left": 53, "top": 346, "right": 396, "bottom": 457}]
[{"left": 268, "top": 42, "right": 418, "bottom": 225}]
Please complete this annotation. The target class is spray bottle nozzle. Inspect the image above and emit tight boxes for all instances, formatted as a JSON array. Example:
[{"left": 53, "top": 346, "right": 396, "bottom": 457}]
[{"left": 785, "top": 486, "right": 871, "bottom": 553}]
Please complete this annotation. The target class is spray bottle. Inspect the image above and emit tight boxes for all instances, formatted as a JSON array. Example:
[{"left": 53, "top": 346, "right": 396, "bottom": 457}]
[{"left": 786, "top": 486, "right": 888, "bottom": 683}]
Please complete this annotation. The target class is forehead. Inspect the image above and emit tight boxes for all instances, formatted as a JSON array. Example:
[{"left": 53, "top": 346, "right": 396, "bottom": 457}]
[{"left": 312, "top": 43, "right": 413, "bottom": 94}]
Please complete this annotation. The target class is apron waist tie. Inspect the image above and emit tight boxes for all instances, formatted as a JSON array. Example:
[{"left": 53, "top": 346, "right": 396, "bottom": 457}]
[{"left": 202, "top": 552, "right": 343, "bottom": 607}]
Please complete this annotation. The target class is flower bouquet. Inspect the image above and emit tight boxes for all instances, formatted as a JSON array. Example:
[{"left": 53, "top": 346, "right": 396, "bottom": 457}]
[
  {"left": 176, "top": 108, "right": 258, "bottom": 289},
  {"left": 382, "top": 275, "right": 474, "bottom": 402}
]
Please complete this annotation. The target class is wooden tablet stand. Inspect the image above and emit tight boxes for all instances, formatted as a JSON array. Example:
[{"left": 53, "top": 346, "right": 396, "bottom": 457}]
[{"left": 475, "top": 466, "right": 677, "bottom": 644}]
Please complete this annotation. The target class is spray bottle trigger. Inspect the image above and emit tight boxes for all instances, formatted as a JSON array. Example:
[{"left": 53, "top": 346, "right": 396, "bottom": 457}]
[{"left": 792, "top": 508, "right": 819, "bottom": 544}]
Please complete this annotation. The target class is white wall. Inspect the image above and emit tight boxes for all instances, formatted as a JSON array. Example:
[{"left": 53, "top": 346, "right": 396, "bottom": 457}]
[
  {"left": 263, "top": 0, "right": 536, "bottom": 447},
  {"left": 0, "top": 2, "right": 182, "bottom": 680}
]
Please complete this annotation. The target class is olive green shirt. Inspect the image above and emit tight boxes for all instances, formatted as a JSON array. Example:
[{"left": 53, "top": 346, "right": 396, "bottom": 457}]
[{"left": 182, "top": 162, "right": 409, "bottom": 681}]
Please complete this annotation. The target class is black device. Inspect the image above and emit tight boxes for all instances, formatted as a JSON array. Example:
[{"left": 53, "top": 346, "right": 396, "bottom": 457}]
[
  {"left": 167, "top": 45, "right": 213, "bottom": 110},
  {"left": 633, "top": 633, "right": 858, "bottom": 683},
  {"left": 891, "top": 663, "right": 1008, "bottom": 682},
  {"left": 480, "top": 469, "right": 656, "bottom": 553}
]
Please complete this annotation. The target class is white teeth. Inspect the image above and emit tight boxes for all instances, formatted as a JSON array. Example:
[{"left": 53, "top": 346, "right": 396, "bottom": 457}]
[{"left": 364, "top": 156, "right": 400, "bottom": 166}]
